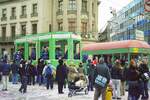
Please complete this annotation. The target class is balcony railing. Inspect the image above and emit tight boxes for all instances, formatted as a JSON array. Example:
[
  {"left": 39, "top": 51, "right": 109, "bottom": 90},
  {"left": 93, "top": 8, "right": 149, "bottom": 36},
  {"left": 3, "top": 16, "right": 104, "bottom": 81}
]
[
  {"left": 1, "top": 17, "right": 7, "bottom": 21},
  {"left": 20, "top": 14, "right": 27, "bottom": 18},
  {"left": 0, "top": 34, "right": 25, "bottom": 43},
  {"left": 56, "top": 10, "right": 63, "bottom": 16},
  {"left": 10, "top": 16, "right": 17, "bottom": 20},
  {"left": 67, "top": 9, "right": 77, "bottom": 15},
  {"left": 31, "top": 12, "right": 38, "bottom": 17}
]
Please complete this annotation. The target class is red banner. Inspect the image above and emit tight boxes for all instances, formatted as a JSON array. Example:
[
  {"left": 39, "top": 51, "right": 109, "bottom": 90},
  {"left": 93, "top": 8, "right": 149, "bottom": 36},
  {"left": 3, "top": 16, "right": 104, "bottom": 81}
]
[{"left": 144, "top": 0, "right": 150, "bottom": 12}]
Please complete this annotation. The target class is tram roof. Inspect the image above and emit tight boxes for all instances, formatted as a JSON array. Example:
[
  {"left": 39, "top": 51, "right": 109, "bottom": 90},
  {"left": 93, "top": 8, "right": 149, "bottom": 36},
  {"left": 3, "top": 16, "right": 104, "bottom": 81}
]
[
  {"left": 15, "top": 32, "right": 81, "bottom": 43},
  {"left": 83, "top": 40, "right": 150, "bottom": 54}
]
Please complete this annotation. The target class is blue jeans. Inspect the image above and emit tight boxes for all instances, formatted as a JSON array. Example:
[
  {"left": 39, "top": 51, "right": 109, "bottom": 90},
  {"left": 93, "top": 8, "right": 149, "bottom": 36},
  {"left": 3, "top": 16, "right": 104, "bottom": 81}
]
[
  {"left": 46, "top": 75, "right": 53, "bottom": 89},
  {"left": 37, "top": 75, "right": 42, "bottom": 85},
  {"left": 12, "top": 73, "right": 18, "bottom": 84}
]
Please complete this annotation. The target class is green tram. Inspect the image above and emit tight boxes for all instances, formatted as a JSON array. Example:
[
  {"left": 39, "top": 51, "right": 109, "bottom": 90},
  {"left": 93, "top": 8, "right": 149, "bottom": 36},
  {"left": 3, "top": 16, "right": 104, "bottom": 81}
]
[
  {"left": 14, "top": 32, "right": 82, "bottom": 68},
  {"left": 83, "top": 40, "right": 150, "bottom": 67}
]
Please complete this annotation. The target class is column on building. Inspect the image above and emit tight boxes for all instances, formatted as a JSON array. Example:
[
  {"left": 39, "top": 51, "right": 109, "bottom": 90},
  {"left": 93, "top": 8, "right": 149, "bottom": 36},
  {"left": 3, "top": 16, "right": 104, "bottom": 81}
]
[
  {"left": 63, "top": 0, "right": 68, "bottom": 32},
  {"left": 52, "top": 0, "right": 57, "bottom": 31},
  {"left": 76, "top": 0, "right": 82, "bottom": 33},
  {"left": 88, "top": 0, "right": 93, "bottom": 34},
  {"left": 94, "top": 0, "right": 98, "bottom": 33}
]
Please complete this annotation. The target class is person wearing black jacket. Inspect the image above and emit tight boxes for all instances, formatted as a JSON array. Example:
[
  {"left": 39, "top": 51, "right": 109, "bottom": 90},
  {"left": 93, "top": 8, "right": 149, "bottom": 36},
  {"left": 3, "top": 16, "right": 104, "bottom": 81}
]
[
  {"left": 126, "top": 59, "right": 140, "bottom": 100},
  {"left": 11, "top": 60, "right": 19, "bottom": 84},
  {"left": 111, "top": 59, "right": 123, "bottom": 99},
  {"left": 37, "top": 58, "right": 45, "bottom": 85},
  {"left": 56, "top": 59, "right": 67, "bottom": 94},
  {"left": 19, "top": 60, "right": 28, "bottom": 93},
  {"left": 139, "top": 60, "right": 149, "bottom": 100}
]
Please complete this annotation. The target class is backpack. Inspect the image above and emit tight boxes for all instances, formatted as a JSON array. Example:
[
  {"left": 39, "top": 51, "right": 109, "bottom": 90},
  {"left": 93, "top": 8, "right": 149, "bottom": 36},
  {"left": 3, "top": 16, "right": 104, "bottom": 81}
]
[{"left": 45, "top": 65, "right": 52, "bottom": 76}]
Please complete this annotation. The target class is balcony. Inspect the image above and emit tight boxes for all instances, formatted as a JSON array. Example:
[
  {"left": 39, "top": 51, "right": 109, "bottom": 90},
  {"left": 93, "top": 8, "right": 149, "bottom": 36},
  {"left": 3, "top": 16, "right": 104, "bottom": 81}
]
[
  {"left": 31, "top": 12, "right": 38, "bottom": 17},
  {"left": 10, "top": 16, "right": 16, "bottom": 20},
  {"left": 1, "top": 17, "right": 7, "bottom": 21},
  {"left": 0, "top": 34, "right": 25, "bottom": 43},
  {"left": 67, "top": 9, "right": 77, "bottom": 15},
  {"left": 56, "top": 10, "right": 63, "bottom": 16},
  {"left": 20, "top": 14, "right": 27, "bottom": 19}
]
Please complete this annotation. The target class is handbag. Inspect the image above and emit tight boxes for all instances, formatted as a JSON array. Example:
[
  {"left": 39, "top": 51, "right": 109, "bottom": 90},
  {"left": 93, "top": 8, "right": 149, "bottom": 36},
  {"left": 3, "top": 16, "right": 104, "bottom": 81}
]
[{"left": 95, "top": 74, "right": 107, "bottom": 88}]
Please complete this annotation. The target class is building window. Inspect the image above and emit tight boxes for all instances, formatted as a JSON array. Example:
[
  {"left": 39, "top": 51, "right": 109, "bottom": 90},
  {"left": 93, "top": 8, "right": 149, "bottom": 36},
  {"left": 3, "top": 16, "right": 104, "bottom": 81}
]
[
  {"left": 11, "top": 25, "right": 16, "bottom": 38},
  {"left": 21, "top": 24, "right": 26, "bottom": 35},
  {"left": 81, "top": 22, "right": 87, "bottom": 34},
  {"left": 31, "top": 4, "right": 38, "bottom": 17},
  {"left": 32, "top": 23, "right": 37, "bottom": 34},
  {"left": 11, "top": 7, "right": 16, "bottom": 18},
  {"left": 68, "top": 21, "right": 76, "bottom": 32},
  {"left": 2, "top": 9, "right": 6, "bottom": 17},
  {"left": 21, "top": 5, "right": 27, "bottom": 18},
  {"left": 58, "top": 0, "right": 63, "bottom": 11},
  {"left": 68, "top": 0, "right": 76, "bottom": 10},
  {"left": 82, "top": 0, "right": 87, "bottom": 11},
  {"left": 1, "top": 9, "right": 7, "bottom": 21},
  {"left": 58, "top": 22, "right": 63, "bottom": 31},
  {"left": 2, "top": 26, "right": 6, "bottom": 41}
]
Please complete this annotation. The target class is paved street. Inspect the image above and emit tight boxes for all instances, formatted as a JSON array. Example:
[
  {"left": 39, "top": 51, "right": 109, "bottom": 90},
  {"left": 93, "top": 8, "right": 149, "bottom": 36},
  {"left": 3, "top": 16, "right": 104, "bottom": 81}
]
[{"left": 0, "top": 82, "right": 131, "bottom": 100}]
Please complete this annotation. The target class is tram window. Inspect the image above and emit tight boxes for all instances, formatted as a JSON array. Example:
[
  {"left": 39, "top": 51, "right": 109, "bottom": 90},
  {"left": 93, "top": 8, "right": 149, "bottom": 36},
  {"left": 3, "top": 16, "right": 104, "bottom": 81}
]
[
  {"left": 29, "top": 43, "right": 36, "bottom": 60},
  {"left": 40, "top": 41, "right": 49, "bottom": 60},
  {"left": 73, "top": 41, "right": 80, "bottom": 59},
  {"left": 55, "top": 40, "right": 68, "bottom": 59}
]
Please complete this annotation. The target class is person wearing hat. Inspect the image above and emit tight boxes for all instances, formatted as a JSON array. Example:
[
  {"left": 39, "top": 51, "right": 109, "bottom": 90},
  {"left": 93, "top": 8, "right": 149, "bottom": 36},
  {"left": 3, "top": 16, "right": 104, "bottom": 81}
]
[
  {"left": 56, "top": 59, "right": 67, "bottom": 94},
  {"left": 42, "top": 60, "right": 53, "bottom": 90}
]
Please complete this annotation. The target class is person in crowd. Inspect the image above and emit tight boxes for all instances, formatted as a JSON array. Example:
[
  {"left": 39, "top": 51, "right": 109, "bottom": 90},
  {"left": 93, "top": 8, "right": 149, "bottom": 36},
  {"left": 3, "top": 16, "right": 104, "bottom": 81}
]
[
  {"left": 37, "top": 58, "right": 45, "bottom": 85},
  {"left": 1, "top": 59, "right": 11, "bottom": 91},
  {"left": 11, "top": 60, "right": 19, "bottom": 84},
  {"left": 111, "top": 59, "right": 123, "bottom": 99},
  {"left": 26, "top": 60, "right": 32, "bottom": 85},
  {"left": 14, "top": 50, "right": 22, "bottom": 63},
  {"left": 120, "top": 59, "right": 126, "bottom": 96},
  {"left": 56, "top": 59, "right": 67, "bottom": 94},
  {"left": 87, "top": 59, "right": 95, "bottom": 91},
  {"left": 63, "top": 62, "right": 69, "bottom": 88},
  {"left": 94, "top": 57, "right": 111, "bottom": 100},
  {"left": 19, "top": 60, "right": 28, "bottom": 93},
  {"left": 126, "top": 59, "right": 140, "bottom": 100},
  {"left": 78, "top": 62, "right": 85, "bottom": 74},
  {"left": 0, "top": 59, "right": 3, "bottom": 82},
  {"left": 30, "top": 62, "right": 36, "bottom": 85},
  {"left": 42, "top": 60, "right": 53, "bottom": 90},
  {"left": 139, "top": 60, "right": 149, "bottom": 100}
]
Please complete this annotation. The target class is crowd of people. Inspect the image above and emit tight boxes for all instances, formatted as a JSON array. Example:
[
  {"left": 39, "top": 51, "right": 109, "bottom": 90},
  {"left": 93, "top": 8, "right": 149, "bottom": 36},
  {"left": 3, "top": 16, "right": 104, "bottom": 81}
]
[
  {"left": 87, "top": 57, "right": 150, "bottom": 100},
  {"left": 0, "top": 51, "right": 150, "bottom": 100}
]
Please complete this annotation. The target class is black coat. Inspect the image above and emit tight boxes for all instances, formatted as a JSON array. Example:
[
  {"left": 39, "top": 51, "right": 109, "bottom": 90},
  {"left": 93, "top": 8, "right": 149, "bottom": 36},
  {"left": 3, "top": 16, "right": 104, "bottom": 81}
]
[
  {"left": 111, "top": 66, "right": 123, "bottom": 80},
  {"left": 37, "top": 63, "right": 44, "bottom": 75},
  {"left": 19, "top": 63, "right": 27, "bottom": 76},
  {"left": 56, "top": 64, "right": 67, "bottom": 83}
]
